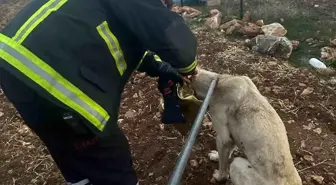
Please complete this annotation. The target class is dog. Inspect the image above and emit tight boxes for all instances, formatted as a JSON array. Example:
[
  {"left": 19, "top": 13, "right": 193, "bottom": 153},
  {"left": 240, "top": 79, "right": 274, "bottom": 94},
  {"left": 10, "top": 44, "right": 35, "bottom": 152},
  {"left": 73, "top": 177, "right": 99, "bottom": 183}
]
[{"left": 190, "top": 68, "right": 302, "bottom": 185}]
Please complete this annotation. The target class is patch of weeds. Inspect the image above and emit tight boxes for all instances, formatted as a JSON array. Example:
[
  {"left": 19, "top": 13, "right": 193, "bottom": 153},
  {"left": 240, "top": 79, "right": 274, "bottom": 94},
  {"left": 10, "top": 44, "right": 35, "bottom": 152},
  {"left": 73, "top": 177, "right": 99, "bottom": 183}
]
[{"left": 329, "top": 60, "right": 336, "bottom": 68}]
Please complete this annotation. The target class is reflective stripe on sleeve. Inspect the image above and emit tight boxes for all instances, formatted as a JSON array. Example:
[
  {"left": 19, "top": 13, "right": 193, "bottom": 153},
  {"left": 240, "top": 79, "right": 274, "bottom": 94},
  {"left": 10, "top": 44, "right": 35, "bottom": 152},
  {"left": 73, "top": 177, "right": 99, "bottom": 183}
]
[
  {"left": 12, "top": 0, "right": 68, "bottom": 43},
  {"left": 0, "top": 34, "right": 109, "bottom": 131},
  {"left": 136, "top": 51, "right": 162, "bottom": 70},
  {"left": 96, "top": 21, "right": 127, "bottom": 76},
  {"left": 177, "top": 59, "right": 197, "bottom": 74}
]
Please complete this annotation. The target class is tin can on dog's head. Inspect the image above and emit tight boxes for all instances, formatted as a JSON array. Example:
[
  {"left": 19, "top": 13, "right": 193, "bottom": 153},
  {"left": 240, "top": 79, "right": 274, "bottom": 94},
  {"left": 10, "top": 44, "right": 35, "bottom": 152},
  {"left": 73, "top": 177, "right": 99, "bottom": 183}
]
[{"left": 159, "top": 84, "right": 203, "bottom": 136}]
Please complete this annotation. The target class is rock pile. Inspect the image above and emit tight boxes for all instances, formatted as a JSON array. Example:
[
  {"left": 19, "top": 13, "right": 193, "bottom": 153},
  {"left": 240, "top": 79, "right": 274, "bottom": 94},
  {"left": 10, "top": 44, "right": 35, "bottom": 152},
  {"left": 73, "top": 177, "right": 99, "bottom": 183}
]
[
  {"left": 202, "top": 9, "right": 297, "bottom": 59},
  {"left": 171, "top": 6, "right": 201, "bottom": 19},
  {"left": 320, "top": 38, "right": 336, "bottom": 62}
]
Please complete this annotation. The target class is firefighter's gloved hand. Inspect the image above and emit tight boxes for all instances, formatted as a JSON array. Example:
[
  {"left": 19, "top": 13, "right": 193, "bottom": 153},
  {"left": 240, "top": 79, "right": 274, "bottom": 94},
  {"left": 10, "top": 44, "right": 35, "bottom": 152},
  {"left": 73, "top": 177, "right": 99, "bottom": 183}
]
[
  {"left": 158, "top": 78, "right": 186, "bottom": 124},
  {"left": 157, "top": 61, "right": 184, "bottom": 86}
]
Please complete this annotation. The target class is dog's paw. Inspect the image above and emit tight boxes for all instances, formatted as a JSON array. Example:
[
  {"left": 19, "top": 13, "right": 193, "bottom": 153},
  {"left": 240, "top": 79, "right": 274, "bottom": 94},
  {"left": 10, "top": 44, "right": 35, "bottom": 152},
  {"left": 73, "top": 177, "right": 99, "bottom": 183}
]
[
  {"left": 208, "top": 150, "right": 219, "bottom": 162},
  {"left": 212, "top": 169, "right": 227, "bottom": 182}
]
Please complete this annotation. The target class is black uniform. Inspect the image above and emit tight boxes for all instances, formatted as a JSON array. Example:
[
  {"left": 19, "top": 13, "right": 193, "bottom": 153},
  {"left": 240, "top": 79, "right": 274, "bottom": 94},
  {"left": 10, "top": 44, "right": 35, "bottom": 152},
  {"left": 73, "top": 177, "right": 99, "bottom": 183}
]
[{"left": 0, "top": 0, "right": 197, "bottom": 184}]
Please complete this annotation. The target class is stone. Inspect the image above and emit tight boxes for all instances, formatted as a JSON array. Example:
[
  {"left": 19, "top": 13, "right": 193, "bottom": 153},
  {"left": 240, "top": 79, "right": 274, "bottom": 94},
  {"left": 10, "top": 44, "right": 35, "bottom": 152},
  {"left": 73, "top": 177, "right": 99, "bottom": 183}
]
[
  {"left": 311, "top": 175, "right": 324, "bottom": 184},
  {"left": 238, "top": 23, "right": 262, "bottom": 37},
  {"left": 125, "top": 110, "right": 136, "bottom": 119},
  {"left": 226, "top": 25, "right": 237, "bottom": 35},
  {"left": 203, "top": 121, "right": 213, "bottom": 128},
  {"left": 321, "top": 46, "right": 336, "bottom": 61},
  {"left": 301, "top": 87, "right": 314, "bottom": 96},
  {"left": 303, "top": 155, "right": 314, "bottom": 162},
  {"left": 220, "top": 19, "right": 239, "bottom": 30},
  {"left": 261, "top": 23, "right": 287, "bottom": 37},
  {"left": 172, "top": 6, "right": 201, "bottom": 18},
  {"left": 155, "top": 176, "right": 163, "bottom": 181},
  {"left": 0, "top": 111, "right": 3, "bottom": 118},
  {"left": 291, "top": 40, "right": 300, "bottom": 50},
  {"left": 189, "top": 160, "right": 198, "bottom": 167},
  {"left": 246, "top": 35, "right": 293, "bottom": 58},
  {"left": 306, "top": 38, "right": 314, "bottom": 43},
  {"left": 300, "top": 140, "right": 306, "bottom": 148},
  {"left": 205, "top": 12, "right": 222, "bottom": 29},
  {"left": 255, "top": 19, "right": 264, "bottom": 26},
  {"left": 328, "top": 77, "right": 336, "bottom": 85},
  {"left": 313, "top": 128, "right": 322, "bottom": 134}
]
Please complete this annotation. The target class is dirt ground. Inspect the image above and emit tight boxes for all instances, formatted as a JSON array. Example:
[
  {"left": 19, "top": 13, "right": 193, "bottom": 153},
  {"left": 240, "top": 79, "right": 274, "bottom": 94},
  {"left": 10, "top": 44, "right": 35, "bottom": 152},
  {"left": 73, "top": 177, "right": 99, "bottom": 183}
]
[{"left": 1, "top": 1, "right": 336, "bottom": 185}]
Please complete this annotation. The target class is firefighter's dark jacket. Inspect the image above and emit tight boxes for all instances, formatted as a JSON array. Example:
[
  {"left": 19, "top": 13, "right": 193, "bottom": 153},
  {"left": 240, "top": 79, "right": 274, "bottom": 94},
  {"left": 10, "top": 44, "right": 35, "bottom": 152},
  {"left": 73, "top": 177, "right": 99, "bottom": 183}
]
[{"left": 0, "top": 0, "right": 197, "bottom": 136}]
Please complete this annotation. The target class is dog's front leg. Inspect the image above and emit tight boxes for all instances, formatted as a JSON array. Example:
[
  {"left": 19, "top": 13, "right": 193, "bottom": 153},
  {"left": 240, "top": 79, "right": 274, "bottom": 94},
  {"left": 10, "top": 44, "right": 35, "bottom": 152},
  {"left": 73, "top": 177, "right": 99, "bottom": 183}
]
[{"left": 212, "top": 134, "right": 234, "bottom": 182}]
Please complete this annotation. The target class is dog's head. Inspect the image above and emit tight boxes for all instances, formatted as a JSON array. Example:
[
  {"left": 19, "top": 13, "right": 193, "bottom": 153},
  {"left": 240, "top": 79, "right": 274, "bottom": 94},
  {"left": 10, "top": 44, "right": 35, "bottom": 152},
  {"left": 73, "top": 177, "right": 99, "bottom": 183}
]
[{"left": 190, "top": 68, "right": 219, "bottom": 100}]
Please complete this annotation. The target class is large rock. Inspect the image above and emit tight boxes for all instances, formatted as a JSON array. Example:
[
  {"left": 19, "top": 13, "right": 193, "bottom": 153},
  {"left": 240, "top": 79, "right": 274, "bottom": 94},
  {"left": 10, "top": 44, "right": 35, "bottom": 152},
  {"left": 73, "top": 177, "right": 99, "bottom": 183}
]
[
  {"left": 237, "top": 23, "right": 262, "bottom": 37},
  {"left": 220, "top": 19, "right": 242, "bottom": 30},
  {"left": 172, "top": 6, "right": 201, "bottom": 17},
  {"left": 321, "top": 46, "right": 336, "bottom": 61},
  {"left": 261, "top": 23, "right": 287, "bottom": 37},
  {"left": 205, "top": 12, "right": 222, "bottom": 29},
  {"left": 246, "top": 35, "right": 293, "bottom": 58}
]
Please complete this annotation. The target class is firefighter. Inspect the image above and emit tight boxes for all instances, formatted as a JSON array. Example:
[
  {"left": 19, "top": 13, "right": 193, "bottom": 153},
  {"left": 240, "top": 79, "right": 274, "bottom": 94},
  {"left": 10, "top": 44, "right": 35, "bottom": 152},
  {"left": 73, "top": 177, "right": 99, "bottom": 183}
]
[{"left": 0, "top": 0, "right": 197, "bottom": 184}]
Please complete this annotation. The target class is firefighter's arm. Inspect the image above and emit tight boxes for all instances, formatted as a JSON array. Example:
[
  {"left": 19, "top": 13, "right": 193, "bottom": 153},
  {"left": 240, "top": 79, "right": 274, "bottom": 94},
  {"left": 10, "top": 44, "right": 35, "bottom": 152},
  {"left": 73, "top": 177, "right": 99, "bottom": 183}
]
[
  {"left": 136, "top": 51, "right": 162, "bottom": 77},
  {"left": 107, "top": 0, "right": 197, "bottom": 75}
]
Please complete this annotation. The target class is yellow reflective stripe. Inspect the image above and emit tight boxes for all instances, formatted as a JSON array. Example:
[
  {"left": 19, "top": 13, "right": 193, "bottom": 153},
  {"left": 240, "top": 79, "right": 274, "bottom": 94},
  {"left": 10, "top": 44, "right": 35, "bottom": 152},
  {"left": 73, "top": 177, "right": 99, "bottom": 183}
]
[
  {"left": 97, "top": 21, "right": 127, "bottom": 75},
  {"left": 177, "top": 59, "right": 197, "bottom": 73},
  {"left": 136, "top": 51, "right": 149, "bottom": 70},
  {"left": 136, "top": 51, "right": 163, "bottom": 70},
  {"left": 153, "top": 54, "right": 162, "bottom": 62},
  {"left": 0, "top": 34, "right": 110, "bottom": 131},
  {"left": 12, "top": 0, "right": 67, "bottom": 43}
]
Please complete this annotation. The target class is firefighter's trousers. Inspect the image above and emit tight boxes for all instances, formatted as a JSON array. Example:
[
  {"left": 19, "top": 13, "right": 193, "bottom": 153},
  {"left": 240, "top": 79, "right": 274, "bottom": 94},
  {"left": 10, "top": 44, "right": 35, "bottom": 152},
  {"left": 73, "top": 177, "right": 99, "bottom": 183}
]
[{"left": 0, "top": 69, "right": 138, "bottom": 185}]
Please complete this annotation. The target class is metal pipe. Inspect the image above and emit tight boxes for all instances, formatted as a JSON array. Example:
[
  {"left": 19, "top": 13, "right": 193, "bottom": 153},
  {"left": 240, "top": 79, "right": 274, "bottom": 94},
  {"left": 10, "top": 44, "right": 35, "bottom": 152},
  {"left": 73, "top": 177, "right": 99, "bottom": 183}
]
[{"left": 167, "top": 78, "right": 218, "bottom": 185}]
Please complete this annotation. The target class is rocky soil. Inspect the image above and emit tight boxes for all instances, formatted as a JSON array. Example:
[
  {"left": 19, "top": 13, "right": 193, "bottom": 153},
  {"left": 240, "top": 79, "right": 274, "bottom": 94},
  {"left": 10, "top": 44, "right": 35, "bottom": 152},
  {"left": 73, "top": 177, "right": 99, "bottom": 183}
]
[{"left": 0, "top": 1, "right": 336, "bottom": 185}]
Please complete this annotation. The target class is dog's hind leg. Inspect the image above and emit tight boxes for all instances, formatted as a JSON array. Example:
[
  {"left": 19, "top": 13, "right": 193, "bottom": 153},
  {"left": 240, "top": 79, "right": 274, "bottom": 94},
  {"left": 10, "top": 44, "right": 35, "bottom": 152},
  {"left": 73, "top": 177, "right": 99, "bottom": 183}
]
[
  {"left": 211, "top": 127, "right": 234, "bottom": 182},
  {"left": 230, "top": 157, "right": 268, "bottom": 185}
]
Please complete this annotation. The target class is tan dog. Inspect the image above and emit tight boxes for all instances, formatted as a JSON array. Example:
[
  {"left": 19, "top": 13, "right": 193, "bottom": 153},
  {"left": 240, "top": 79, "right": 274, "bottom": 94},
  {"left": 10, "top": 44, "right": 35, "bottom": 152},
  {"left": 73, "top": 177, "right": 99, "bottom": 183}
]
[{"left": 190, "top": 69, "right": 302, "bottom": 185}]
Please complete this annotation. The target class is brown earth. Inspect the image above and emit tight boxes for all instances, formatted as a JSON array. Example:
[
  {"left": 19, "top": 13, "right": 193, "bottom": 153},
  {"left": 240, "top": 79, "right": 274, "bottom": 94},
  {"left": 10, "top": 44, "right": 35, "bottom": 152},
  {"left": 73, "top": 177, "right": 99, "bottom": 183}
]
[{"left": 1, "top": 1, "right": 336, "bottom": 185}]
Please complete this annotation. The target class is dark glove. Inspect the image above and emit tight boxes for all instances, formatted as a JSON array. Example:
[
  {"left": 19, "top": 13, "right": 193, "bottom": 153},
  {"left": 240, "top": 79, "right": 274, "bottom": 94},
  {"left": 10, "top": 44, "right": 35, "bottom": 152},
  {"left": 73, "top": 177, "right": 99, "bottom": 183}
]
[
  {"left": 139, "top": 51, "right": 184, "bottom": 85},
  {"left": 158, "top": 78, "right": 186, "bottom": 124},
  {"left": 157, "top": 61, "right": 184, "bottom": 86}
]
